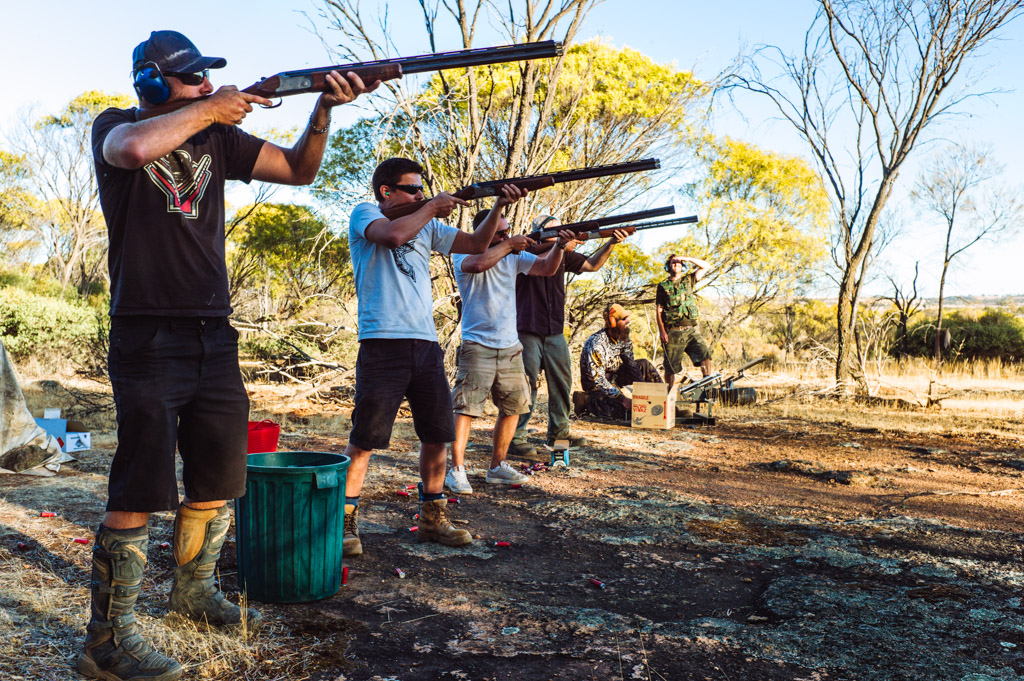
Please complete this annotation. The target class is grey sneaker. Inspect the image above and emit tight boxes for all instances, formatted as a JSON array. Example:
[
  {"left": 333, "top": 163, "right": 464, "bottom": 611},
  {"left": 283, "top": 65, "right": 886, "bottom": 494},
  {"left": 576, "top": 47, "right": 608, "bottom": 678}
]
[
  {"left": 445, "top": 466, "right": 474, "bottom": 494},
  {"left": 485, "top": 461, "right": 529, "bottom": 485}
]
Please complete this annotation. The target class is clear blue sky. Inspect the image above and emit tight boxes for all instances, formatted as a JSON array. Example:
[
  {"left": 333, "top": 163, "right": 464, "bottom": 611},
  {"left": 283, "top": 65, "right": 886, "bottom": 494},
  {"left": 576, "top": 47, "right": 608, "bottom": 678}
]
[{"left": 2, "top": 1, "right": 1021, "bottom": 297}]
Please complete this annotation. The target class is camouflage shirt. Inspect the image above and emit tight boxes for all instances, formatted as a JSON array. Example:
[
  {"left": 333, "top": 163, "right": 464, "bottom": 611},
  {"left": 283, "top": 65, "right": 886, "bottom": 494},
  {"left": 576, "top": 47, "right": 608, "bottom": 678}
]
[
  {"left": 656, "top": 275, "right": 699, "bottom": 326},
  {"left": 580, "top": 328, "right": 634, "bottom": 399}
]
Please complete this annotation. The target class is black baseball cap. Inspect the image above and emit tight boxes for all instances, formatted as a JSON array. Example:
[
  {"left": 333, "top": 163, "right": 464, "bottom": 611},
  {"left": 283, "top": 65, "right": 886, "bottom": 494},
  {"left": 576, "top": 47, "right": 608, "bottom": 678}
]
[{"left": 133, "top": 30, "right": 226, "bottom": 73}]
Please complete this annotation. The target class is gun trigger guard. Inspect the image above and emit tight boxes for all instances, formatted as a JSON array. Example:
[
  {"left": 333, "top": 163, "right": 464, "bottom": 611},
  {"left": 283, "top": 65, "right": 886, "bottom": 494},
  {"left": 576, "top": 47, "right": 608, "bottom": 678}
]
[{"left": 260, "top": 99, "right": 283, "bottom": 109}]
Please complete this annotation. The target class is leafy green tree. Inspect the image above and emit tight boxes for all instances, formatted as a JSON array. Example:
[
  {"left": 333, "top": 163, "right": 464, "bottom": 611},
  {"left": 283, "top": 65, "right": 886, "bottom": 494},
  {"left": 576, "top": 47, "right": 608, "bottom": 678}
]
[
  {"left": 0, "top": 150, "right": 38, "bottom": 264},
  {"left": 228, "top": 202, "right": 351, "bottom": 319},
  {"left": 660, "top": 137, "right": 829, "bottom": 346},
  {"left": 5, "top": 91, "right": 134, "bottom": 293}
]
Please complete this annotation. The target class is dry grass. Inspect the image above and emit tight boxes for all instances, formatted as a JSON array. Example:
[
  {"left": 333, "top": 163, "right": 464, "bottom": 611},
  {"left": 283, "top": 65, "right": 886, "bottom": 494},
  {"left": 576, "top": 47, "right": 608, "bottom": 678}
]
[{"left": 732, "top": 357, "right": 1024, "bottom": 444}]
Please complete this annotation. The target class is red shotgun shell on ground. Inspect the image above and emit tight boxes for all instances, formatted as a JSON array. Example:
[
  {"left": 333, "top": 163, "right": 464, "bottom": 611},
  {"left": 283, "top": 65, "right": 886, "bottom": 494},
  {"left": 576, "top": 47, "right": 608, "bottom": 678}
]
[
  {"left": 342, "top": 566, "right": 349, "bottom": 585},
  {"left": 73, "top": 538, "right": 90, "bottom": 545},
  {"left": 40, "top": 512, "right": 56, "bottom": 518},
  {"left": 494, "top": 541, "right": 511, "bottom": 547},
  {"left": 590, "top": 578, "right": 605, "bottom": 589}
]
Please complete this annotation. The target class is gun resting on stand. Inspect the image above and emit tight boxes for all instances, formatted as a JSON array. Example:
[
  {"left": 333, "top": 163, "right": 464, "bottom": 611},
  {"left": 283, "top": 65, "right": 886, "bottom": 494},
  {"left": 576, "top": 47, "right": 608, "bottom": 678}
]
[
  {"left": 139, "top": 41, "right": 563, "bottom": 119},
  {"left": 381, "top": 158, "right": 662, "bottom": 220}
]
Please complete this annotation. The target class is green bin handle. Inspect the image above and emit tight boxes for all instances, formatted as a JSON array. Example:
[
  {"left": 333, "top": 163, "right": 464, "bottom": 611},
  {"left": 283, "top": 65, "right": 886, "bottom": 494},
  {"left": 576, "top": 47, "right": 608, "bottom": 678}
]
[{"left": 314, "top": 470, "right": 338, "bottom": 489}]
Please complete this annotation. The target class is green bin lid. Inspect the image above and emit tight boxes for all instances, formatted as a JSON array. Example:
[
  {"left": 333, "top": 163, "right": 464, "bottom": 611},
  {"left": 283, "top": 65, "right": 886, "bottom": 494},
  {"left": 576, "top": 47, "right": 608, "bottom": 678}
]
[{"left": 246, "top": 451, "right": 350, "bottom": 475}]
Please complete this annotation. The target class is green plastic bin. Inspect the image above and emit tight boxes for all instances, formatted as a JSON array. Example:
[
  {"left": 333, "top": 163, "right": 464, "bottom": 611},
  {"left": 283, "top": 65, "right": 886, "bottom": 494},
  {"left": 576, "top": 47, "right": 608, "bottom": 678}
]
[{"left": 235, "top": 451, "right": 350, "bottom": 603}]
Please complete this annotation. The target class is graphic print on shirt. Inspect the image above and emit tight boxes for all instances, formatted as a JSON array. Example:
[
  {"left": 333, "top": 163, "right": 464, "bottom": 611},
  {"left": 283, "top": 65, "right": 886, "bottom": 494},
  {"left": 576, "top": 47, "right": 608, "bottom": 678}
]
[
  {"left": 391, "top": 237, "right": 417, "bottom": 282},
  {"left": 144, "top": 150, "right": 212, "bottom": 219}
]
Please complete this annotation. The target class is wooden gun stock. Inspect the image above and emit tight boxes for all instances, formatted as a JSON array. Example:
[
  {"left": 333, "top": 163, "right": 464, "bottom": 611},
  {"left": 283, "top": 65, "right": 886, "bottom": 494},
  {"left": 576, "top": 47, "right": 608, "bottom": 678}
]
[
  {"left": 381, "top": 158, "right": 661, "bottom": 220},
  {"left": 138, "top": 40, "right": 562, "bottom": 120}
]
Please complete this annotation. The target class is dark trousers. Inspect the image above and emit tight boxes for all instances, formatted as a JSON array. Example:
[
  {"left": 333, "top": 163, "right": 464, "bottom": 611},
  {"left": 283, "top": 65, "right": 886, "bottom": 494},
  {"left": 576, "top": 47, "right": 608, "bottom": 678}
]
[
  {"left": 107, "top": 316, "right": 249, "bottom": 512},
  {"left": 513, "top": 332, "right": 574, "bottom": 445},
  {"left": 584, "top": 358, "right": 662, "bottom": 420}
]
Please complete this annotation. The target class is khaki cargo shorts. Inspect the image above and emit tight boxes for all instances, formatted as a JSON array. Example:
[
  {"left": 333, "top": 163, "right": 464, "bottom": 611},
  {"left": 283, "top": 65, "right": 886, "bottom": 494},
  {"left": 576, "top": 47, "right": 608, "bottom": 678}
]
[
  {"left": 452, "top": 341, "right": 532, "bottom": 417},
  {"left": 663, "top": 326, "right": 711, "bottom": 375}
]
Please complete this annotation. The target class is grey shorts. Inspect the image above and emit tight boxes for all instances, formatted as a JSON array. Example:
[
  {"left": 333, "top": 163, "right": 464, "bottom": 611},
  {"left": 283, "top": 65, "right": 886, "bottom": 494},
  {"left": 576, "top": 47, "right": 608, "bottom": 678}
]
[{"left": 452, "top": 341, "right": 532, "bottom": 417}]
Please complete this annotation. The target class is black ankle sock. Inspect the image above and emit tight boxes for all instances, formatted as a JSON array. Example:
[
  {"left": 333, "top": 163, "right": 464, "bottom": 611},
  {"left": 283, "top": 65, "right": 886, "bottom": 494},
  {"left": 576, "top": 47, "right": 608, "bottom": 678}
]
[{"left": 417, "top": 482, "right": 444, "bottom": 502}]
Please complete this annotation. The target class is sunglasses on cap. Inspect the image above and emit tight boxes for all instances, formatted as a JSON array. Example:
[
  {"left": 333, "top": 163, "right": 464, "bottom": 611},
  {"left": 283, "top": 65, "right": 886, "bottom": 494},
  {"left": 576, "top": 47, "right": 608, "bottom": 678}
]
[
  {"left": 166, "top": 69, "right": 210, "bottom": 86},
  {"left": 392, "top": 184, "right": 425, "bottom": 195}
]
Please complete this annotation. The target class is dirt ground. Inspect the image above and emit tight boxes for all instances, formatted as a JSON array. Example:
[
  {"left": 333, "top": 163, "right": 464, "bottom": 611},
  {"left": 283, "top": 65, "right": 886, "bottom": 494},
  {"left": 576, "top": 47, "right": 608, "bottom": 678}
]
[{"left": 3, "top": 377, "right": 1024, "bottom": 680}]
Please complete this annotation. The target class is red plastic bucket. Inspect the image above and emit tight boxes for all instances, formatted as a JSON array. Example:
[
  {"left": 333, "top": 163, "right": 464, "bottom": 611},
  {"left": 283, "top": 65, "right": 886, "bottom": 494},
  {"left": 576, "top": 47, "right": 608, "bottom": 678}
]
[{"left": 247, "top": 420, "right": 280, "bottom": 454}]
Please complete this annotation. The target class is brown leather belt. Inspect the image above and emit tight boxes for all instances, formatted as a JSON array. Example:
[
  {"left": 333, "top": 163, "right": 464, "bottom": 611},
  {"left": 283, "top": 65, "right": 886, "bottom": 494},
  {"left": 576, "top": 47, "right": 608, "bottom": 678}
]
[{"left": 667, "top": 321, "right": 697, "bottom": 329}]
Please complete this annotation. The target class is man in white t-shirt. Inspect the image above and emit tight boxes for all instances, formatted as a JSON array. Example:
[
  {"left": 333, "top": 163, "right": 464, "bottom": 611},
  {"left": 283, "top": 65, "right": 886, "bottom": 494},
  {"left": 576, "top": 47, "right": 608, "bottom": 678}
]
[
  {"left": 446, "top": 210, "right": 576, "bottom": 493},
  {"left": 343, "top": 157, "right": 526, "bottom": 558}
]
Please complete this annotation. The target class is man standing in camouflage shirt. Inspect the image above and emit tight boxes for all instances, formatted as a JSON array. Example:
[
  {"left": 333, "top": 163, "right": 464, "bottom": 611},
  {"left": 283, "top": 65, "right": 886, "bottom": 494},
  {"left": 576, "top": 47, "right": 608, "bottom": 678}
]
[{"left": 656, "top": 253, "right": 713, "bottom": 390}]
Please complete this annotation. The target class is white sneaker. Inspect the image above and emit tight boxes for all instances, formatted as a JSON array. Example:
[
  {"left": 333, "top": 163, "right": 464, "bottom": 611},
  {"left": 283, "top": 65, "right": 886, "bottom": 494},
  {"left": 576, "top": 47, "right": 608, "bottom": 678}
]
[
  {"left": 485, "top": 460, "right": 529, "bottom": 485},
  {"left": 445, "top": 466, "right": 474, "bottom": 494}
]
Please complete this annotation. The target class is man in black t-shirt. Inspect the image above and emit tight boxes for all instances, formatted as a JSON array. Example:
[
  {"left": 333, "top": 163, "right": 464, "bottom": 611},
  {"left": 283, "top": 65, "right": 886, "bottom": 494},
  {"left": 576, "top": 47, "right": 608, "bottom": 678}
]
[
  {"left": 81, "top": 31, "right": 375, "bottom": 681},
  {"left": 511, "top": 215, "right": 629, "bottom": 455}
]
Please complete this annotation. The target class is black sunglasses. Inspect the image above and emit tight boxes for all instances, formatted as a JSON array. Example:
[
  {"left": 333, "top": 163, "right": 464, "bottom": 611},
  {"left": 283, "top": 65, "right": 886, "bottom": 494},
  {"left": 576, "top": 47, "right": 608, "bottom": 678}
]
[
  {"left": 167, "top": 69, "right": 210, "bottom": 86},
  {"left": 392, "top": 184, "right": 425, "bottom": 195}
]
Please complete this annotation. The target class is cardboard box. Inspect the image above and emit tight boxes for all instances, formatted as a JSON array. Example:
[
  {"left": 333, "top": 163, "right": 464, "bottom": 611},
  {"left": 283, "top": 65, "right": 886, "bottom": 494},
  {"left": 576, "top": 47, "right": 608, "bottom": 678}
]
[
  {"left": 33, "top": 409, "right": 91, "bottom": 453},
  {"left": 631, "top": 382, "right": 676, "bottom": 430},
  {"left": 64, "top": 432, "right": 92, "bottom": 453}
]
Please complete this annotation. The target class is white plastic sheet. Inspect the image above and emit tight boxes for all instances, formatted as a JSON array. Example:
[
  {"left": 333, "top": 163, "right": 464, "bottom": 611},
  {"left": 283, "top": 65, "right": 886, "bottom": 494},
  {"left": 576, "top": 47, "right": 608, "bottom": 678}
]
[{"left": 0, "top": 339, "right": 63, "bottom": 475}]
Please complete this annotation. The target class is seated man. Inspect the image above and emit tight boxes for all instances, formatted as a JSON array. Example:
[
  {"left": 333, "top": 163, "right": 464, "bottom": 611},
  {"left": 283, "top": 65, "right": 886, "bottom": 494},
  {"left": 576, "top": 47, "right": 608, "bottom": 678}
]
[{"left": 578, "top": 303, "right": 662, "bottom": 421}]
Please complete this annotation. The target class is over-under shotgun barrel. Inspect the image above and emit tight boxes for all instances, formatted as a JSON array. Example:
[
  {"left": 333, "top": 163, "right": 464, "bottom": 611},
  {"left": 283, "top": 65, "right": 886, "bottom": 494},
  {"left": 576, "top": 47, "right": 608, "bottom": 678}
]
[
  {"left": 246, "top": 40, "right": 563, "bottom": 98},
  {"left": 575, "top": 214, "right": 699, "bottom": 240},
  {"left": 381, "top": 158, "right": 662, "bottom": 219},
  {"left": 529, "top": 206, "right": 676, "bottom": 240},
  {"left": 139, "top": 40, "right": 563, "bottom": 119}
]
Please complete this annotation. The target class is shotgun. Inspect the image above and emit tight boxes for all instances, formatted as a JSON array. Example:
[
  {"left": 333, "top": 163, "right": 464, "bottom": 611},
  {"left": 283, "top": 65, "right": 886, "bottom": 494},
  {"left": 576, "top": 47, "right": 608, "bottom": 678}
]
[
  {"left": 382, "top": 158, "right": 661, "bottom": 220},
  {"left": 139, "top": 40, "right": 563, "bottom": 119},
  {"left": 572, "top": 214, "right": 699, "bottom": 241},
  {"left": 528, "top": 206, "right": 680, "bottom": 240}
]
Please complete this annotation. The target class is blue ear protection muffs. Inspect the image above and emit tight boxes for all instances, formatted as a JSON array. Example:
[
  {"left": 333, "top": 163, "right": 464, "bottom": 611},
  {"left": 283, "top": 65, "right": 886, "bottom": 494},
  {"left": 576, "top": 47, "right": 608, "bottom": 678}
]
[
  {"left": 132, "top": 40, "right": 170, "bottom": 104},
  {"left": 664, "top": 256, "right": 674, "bottom": 273}
]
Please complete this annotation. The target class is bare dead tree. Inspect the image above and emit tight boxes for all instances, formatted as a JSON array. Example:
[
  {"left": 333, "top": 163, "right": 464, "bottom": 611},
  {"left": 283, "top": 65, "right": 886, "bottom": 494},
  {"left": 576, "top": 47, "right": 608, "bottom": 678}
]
[
  {"left": 882, "top": 262, "right": 922, "bottom": 360},
  {"left": 728, "top": 0, "right": 1024, "bottom": 393},
  {"left": 911, "top": 141, "right": 1024, "bottom": 359}
]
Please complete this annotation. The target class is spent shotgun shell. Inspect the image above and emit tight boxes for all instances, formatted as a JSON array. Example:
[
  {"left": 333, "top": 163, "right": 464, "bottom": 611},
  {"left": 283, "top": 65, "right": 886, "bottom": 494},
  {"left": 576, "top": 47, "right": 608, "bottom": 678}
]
[
  {"left": 342, "top": 566, "right": 349, "bottom": 586},
  {"left": 395, "top": 567, "right": 406, "bottom": 579},
  {"left": 446, "top": 498, "right": 459, "bottom": 504},
  {"left": 406, "top": 484, "right": 418, "bottom": 490},
  {"left": 158, "top": 542, "right": 171, "bottom": 549},
  {"left": 73, "top": 538, "right": 90, "bottom": 545},
  {"left": 494, "top": 541, "right": 511, "bottom": 547},
  {"left": 40, "top": 512, "right": 56, "bottom": 518},
  {"left": 409, "top": 526, "right": 418, "bottom": 532},
  {"left": 590, "top": 578, "right": 606, "bottom": 589},
  {"left": 509, "top": 484, "right": 523, "bottom": 489},
  {"left": 396, "top": 490, "right": 410, "bottom": 497}
]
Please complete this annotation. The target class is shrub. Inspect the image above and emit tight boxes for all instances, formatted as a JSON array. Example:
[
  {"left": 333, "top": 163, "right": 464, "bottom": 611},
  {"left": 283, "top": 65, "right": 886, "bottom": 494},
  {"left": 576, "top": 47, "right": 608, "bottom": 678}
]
[
  {"left": 0, "top": 287, "right": 101, "bottom": 363},
  {"left": 905, "top": 309, "right": 1024, "bottom": 361}
]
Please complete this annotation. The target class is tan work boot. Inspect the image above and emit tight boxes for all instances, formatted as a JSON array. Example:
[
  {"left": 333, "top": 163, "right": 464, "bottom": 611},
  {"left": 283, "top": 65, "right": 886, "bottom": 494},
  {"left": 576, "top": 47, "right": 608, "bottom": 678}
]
[
  {"left": 343, "top": 504, "right": 362, "bottom": 557},
  {"left": 417, "top": 498, "right": 472, "bottom": 546},
  {"left": 78, "top": 525, "right": 183, "bottom": 681},
  {"left": 168, "top": 504, "right": 261, "bottom": 628}
]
